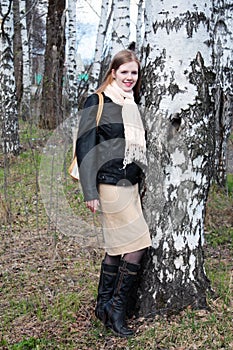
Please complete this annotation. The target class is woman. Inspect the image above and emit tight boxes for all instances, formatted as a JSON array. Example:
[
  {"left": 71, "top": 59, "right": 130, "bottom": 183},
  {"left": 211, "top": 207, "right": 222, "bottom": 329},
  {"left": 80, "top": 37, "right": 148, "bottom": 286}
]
[{"left": 76, "top": 49, "right": 151, "bottom": 337}]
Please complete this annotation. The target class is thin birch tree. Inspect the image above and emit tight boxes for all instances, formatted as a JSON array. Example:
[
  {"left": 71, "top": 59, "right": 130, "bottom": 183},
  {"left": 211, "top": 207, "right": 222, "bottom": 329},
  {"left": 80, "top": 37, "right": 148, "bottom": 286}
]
[
  {"left": 66, "top": 0, "right": 79, "bottom": 117},
  {"left": 210, "top": 0, "right": 233, "bottom": 186},
  {"left": 88, "top": 0, "right": 111, "bottom": 93},
  {"left": 135, "top": 0, "right": 144, "bottom": 53},
  {"left": 137, "top": 0, "right": 233, "bottom": 316},
  {"left": 19, "top": 0, "right": 31, "bottom": 119},
  {"left": 0, "top": 0, "right": 20, "bottom": 155},
  {"left": 110, "top": 0, "right": 130, "bottom": 57}
]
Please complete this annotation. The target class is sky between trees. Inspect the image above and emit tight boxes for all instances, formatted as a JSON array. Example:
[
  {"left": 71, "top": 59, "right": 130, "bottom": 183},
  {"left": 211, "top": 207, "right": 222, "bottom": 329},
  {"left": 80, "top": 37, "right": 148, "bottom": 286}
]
[{"left": 76, "top": 0, "right": 139, "bottom": 60}]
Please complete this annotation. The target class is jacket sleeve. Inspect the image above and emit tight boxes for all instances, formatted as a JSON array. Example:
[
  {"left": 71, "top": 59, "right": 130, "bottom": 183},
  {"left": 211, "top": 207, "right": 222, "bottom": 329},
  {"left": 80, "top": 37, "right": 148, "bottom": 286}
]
[{"left": 76, "top": 94, "right": 100, "bottom": 201}]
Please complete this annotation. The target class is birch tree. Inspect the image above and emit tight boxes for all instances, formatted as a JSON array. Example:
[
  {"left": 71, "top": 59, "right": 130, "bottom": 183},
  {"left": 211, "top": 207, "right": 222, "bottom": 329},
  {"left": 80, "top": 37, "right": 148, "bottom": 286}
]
[
  {"left": 39, "top": 0, "right": 66, "bottom": 129},
  {"left": 211, "top": 0, "right": 233, "bottom": 186},
  {"left": 111, "top": 0, "right": 130, "bottom": 56},
  {"left": 135, "top": 0, "right": 144, "bottom": 53},
  {"left": 88, "top": 0, "right": 111, "bottom": 93},
  {"left": 19, "top": 0, "right": 31, "bottom": 119},
  {"left": 0, "top": 0, "right": 20, "bottom": 155},
  {"left": 138, "top": 0, "right": 233, "bottom": 316},
  {"left": 66, "top": 0, "right": 78, "bottom": 116}
]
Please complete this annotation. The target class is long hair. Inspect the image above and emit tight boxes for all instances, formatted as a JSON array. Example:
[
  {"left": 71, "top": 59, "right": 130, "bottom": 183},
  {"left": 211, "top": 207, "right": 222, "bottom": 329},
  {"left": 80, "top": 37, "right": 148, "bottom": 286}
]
[{"left": 96, "top": 50, "right": 141, "bottom": 101}]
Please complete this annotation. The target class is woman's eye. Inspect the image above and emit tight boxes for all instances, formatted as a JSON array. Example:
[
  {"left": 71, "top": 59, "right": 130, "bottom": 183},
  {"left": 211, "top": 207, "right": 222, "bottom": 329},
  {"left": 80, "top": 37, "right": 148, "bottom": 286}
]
[{"left": 120, "top": 70, "right": 138, "bottom": 75}]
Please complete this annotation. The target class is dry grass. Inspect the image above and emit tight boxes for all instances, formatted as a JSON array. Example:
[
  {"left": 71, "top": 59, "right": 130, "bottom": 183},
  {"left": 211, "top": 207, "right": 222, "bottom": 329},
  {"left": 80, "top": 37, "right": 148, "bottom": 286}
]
[{"left": 0, "top": 124, "right": 232, "bottom": 349}]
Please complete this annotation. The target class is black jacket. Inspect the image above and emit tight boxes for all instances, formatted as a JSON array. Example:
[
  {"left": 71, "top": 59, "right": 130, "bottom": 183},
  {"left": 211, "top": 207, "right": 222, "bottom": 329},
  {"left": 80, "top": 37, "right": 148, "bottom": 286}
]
[{"left": 76, "top": 93, "right": 143, "bottom": 201}]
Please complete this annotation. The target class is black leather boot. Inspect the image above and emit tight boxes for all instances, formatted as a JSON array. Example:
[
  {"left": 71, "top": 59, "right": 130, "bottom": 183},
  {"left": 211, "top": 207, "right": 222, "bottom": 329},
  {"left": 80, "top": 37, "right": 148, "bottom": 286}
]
[
  {"left": 95, "top": 261, "right": 118, "bottom": 323},
  {"left": 104, "top": 259, "right": 140, "bottom": 337}
]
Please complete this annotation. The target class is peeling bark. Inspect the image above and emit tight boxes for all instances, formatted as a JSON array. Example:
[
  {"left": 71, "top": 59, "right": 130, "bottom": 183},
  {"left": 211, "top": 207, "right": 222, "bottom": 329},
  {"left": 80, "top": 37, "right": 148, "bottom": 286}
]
[
  {"left": 66, "top": 0, "right": 78, "bottom": 116},
  {"left": 136, "top": 0, "right": 144, "bottom": 53},
  {"left": 0, "top": 0, "right": 20, "bottom": 155},
  {"left": 138, "top": 0, "right": 232, "bottom": 316},
  {"left": 110, "top": 0, "right": 130, "bottom": 56},
  {"left": 16, "top": 0, "right": 31, "bottom": 120}
]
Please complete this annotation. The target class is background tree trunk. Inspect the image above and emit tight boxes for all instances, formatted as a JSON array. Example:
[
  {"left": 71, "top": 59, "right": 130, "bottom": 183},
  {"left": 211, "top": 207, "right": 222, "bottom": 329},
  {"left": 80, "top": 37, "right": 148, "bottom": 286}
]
[
  {"left": 66, "top": 0, "right": 78, "bottom": 117},
  {"left": 39, "top": 0, "right": 66, "bottom": 129},
  {"left": 136, "top": 0, "right": 144, "bottom": 53},
  {"left": 19, "top": 0, "right": 31, "bottom": 120},
  {"left": 110, "top": 0, "right": 130, "bottom": 56},
  {"left": 138, "top": 0, "right": 232, "bottom": 317},
  {"left": 13, "top": 0, "right": 23, "bottom": 111},
  {"left": 88, "top": 0, "right": 111, "bottom": 93},
  {"left": 0, "top": 0, "right": 20, "bottom": 155},
  {"left": 210, "top": 0, "right": 233, "bottom": 187}
]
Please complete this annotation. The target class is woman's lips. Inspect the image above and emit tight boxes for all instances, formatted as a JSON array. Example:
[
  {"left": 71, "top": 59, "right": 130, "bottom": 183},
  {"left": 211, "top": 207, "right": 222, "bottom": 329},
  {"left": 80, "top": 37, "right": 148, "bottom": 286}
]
[{"left": 124, "top": 82, "right": 133, "bottom": 87}]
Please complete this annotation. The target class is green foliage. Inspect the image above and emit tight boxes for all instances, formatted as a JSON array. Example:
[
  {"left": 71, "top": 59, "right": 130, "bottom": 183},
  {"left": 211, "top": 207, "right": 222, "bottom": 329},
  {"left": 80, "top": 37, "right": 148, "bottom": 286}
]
[
  {"left": 205, "top": 227, "right": 233, "bottom": 249},
  {"left": 9, "top": 337, "right": 49, "bottom": 350},
  {"left": 47, "top": 293, "right": 82, "bottom": 322},
  {"left": 0, "top": 166, "right": 4, "bottom": 181},
  {"left": 227, "top": 173, "right": 233, "bottom": 193}
]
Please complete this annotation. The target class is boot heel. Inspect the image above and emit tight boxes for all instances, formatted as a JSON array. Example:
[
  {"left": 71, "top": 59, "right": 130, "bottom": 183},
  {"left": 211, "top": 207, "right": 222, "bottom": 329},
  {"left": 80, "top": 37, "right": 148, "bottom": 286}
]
[{"left": 103, "top": 310, "right": 111, "bottom": 329}]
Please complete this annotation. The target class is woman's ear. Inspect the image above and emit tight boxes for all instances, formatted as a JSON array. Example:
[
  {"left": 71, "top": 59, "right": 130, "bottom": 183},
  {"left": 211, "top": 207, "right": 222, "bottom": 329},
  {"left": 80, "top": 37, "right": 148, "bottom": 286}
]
[{"left": 111, "top": 69, "right": 116, "bottom": 79}]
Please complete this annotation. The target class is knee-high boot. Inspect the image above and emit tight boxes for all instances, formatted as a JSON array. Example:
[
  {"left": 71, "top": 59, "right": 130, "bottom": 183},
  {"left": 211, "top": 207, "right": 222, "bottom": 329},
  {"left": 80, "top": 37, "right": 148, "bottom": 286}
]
[
  {"left": 104, "top": 259, "right": 140, "bottom": 337},
  {"left": 95, "top": 261, "right": 118, "bottom": 323}
]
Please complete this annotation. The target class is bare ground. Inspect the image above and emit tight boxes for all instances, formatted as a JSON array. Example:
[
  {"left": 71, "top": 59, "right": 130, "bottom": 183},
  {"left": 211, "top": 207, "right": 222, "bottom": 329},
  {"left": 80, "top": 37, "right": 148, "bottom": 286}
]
[{"left": 0, "top": 133, "right": 232, "bottom": 349}]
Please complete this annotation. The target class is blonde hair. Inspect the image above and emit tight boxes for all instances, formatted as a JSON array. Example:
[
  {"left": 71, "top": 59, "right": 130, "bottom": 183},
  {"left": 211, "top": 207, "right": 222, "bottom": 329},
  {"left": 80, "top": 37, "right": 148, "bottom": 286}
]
[{"left": 96, "top": 50, "right": 141, "bottom": 101}]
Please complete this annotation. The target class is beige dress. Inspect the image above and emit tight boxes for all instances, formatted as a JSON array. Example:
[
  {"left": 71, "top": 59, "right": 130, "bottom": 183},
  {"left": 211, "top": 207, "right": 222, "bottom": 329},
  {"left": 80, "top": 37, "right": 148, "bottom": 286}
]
[{"left": 99, "top": 183, "right": 151, "bottom": 256}]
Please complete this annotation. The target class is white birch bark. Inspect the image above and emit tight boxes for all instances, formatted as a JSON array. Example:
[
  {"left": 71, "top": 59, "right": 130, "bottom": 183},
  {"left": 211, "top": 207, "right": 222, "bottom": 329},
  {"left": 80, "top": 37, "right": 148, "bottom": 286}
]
[
  {"left": 138, "top": 0, "right": 232, "bottom": 316},
  {"left": 111, "top": 0, "right": 130, "bottom": 56},
  {"left": 88, "top": 0, "right": 110, "bottom": 93},
  {"left": 0, "top": 0, "right": 20, "bottom": 155},
  {"left": 136, "top": 0, "right": 144, "bottom": 53},
  {"left": 66, "top": 0, "right": 78, "bottom": 116},
  {"left": 19, "top": 0, "right": 31, "bottom": 119}
]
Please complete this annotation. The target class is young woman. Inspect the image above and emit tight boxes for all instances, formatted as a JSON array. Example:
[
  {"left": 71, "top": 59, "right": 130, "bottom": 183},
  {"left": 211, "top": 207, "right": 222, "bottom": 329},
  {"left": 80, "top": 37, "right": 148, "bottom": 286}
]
[{"left": 76, "top": 49, "right": 151, "bottom": 337}]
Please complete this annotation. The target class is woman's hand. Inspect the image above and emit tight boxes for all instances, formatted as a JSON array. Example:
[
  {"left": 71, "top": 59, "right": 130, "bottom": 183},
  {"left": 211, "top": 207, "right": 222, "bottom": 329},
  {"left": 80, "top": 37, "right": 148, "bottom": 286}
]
[{"left": 85, "top": 199, "right": 100, "bottom": 213}]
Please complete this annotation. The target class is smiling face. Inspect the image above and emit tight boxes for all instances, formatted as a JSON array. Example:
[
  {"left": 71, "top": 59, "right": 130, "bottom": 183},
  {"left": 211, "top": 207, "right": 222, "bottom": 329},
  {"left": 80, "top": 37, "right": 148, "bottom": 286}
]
[{"left": 111, "top": 61, "right": 139, "bottom": 93}]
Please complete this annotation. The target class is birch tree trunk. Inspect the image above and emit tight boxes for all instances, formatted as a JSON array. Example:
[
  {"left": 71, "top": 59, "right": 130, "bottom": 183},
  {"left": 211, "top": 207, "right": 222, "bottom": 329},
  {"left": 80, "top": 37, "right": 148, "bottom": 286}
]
[
  {"left": 111, "top": 0, "right": 130, "bottom": 56},
  {"left": 19, "top": 0, "right": 31, "bottom": 120},
  {"left": 211, "top": 0, "right": 233, "bottom": 186},
  {"left": 66, "top": 0, "right": 78, "bottom": 116},
  {"left": 136, "top": 0, "right": 144, "bottom": 53},
  {"left": 88, "top": 0, "right": 111, "bottom": 93},
  {"left": 39, "top": 0, "right": 66, "bottom": 129},
  {"left": 138, "top": 0, "right": 232, "bottom": 316},
  {"left": 0, "top": 0, "right": 20, "bottom": 155}
]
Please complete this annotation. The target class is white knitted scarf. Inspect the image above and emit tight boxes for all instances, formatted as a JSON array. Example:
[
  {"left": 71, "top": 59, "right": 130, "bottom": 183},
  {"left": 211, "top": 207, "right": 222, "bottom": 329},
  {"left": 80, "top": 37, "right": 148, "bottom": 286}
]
[{"left": 104, "top": 81, "right": 147, "bottom": 168}]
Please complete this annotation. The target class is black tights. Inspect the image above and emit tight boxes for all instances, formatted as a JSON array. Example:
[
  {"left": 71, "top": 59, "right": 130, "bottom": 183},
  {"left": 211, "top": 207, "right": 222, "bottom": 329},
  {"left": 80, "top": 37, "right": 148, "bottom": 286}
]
[{"left": 104, "top": 248, "right": 146, "bottom": 266}]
